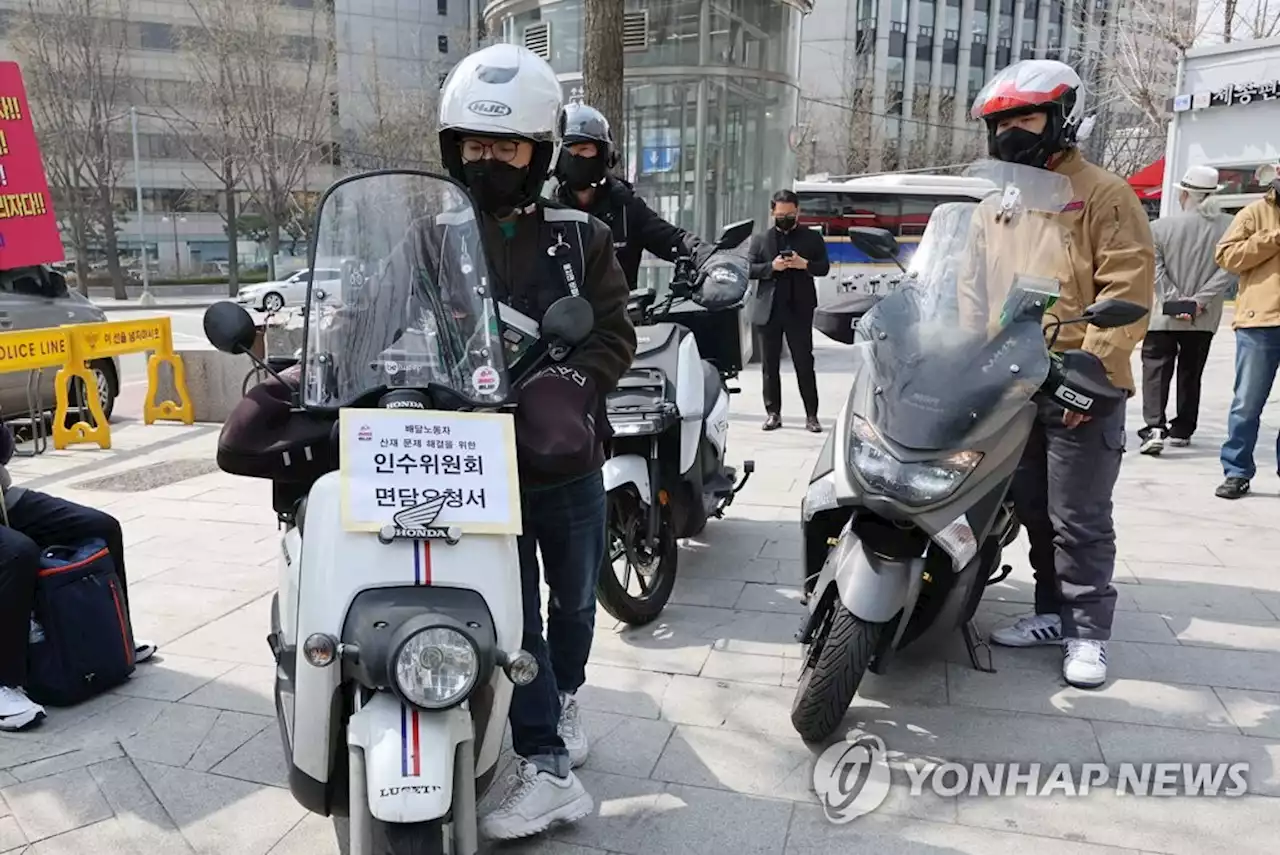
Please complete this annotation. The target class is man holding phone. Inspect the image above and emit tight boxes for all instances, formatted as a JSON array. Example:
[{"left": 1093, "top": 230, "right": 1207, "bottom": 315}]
[
  {"left": 747, "top": 190, "right": 830, "bottom": 432},
  {"left": 1138, "top": 165, "right": 1236, "bottom": 456}
]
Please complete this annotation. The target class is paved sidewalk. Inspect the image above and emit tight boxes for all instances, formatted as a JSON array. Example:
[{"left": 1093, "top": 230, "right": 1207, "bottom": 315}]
[{"left": 2, "top": 328, "right": 1279, "bottom": 854}]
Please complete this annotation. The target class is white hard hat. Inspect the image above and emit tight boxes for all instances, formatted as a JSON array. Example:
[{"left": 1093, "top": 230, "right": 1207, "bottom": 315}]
[{"left": 1177, "top": 165, "right": 1224, "bottom": 194}]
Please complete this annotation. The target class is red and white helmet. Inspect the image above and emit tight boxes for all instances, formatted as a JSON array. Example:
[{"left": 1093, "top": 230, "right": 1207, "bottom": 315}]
[
  {"left": 970, "top": 60, "right": 1085, "bottom": 162},
  {"left": 971, "top": 60, "right": 1084, "bottom": 124}
]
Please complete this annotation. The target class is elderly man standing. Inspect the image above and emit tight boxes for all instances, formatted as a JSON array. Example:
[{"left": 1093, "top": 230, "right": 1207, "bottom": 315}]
[
  {"left": 1138, "top": 166, "right": 1237, "bottom": 456},
  {"left": 1214, "top": 164, "right": 1280, "bottom": 499}
]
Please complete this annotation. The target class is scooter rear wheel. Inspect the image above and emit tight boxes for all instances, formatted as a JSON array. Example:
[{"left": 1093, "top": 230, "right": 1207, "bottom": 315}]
[
  {"left": 333, "top": 817, "right": 446, "bottom": 855},
  {"left": 790, "top": 599, "right": 883, "bottom": 743},
  {"left": 596, "top": 490, "right": 677, "bottom": 627}
]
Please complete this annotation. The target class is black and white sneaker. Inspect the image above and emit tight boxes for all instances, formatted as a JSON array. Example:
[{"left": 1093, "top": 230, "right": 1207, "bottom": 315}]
[
  {"left": 1167, "top": 436, "right": 1191, "bottom": 447},
  {"left": 990, "top": 613, "right": 1063, "bottom": 647},
  {"left": 1063, "top": 639, "right": 1108, "bottom": 688},
  {"left": 1139, "top": 429, "right": 1165, "bottom": 456},
  {"left": 0, "top": 686, "right": 46, "bottom": 732}
]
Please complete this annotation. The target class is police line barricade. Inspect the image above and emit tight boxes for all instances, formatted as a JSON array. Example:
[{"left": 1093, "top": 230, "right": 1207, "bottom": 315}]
[
  {"left": 0, "top": 326, "right": 75, "bottom": 454},
  {"left": 0, "top": 318, "right": 193, "bottom": 451},
  {"left": 53, "top": 317, "right": 194, "bottom": 449}
]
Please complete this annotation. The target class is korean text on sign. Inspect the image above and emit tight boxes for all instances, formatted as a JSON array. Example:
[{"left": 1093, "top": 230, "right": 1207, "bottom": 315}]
[
  {"left": 340, "top": 409, "right": 521, "bottom": 535},
  {"left": 0, "top": 62, "right": 62, "bottom": 268}
]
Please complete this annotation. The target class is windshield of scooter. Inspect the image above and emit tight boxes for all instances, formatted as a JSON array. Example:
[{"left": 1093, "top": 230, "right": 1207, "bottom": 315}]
[
  {"left": 854, "top": 160, "right": 1073, "bottom": 450},
  {"left": 300, "top": 171, "right": 508, "bottom": 410}
]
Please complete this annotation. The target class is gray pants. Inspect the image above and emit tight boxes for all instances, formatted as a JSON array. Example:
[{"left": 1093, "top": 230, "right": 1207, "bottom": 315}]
[{"left": 1010, "top": 398, "right": 1126, "bottom": 640}]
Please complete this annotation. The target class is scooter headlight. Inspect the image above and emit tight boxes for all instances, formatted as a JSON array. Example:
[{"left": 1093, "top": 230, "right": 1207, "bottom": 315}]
[
  {"left": 393, "top": 627, "right": 480, "bottom": 710},
  {"left": 847, "top": 415, "right": 982, "bottom": 506}
]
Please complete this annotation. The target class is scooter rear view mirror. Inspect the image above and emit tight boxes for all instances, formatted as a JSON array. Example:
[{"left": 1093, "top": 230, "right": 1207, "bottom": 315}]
[
  {"left": 204, "top": 301, "right": 258, "bottom": 355},
  {"left": 1081, "top": 298, "right": 1149, "bottom": 329},
  {"left": 541, "top": 295, "right": 594, "bottom": 346}
]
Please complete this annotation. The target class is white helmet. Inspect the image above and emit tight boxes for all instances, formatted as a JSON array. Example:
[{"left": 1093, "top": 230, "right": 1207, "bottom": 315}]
[{"left": 438, "top": 44, "right": 565, "bottom": 201}]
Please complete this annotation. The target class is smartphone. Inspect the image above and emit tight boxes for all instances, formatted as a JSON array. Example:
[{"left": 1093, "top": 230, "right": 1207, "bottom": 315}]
[
  {"left": 1162, "top": 299, "right": 1198, "bottom": 317},
  {"left": 780, "top": 250, "right": 795, "bottom": 258}
]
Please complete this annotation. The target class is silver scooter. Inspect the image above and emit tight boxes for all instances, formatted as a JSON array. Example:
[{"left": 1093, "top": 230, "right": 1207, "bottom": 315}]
[{"left": 790, "top": 161, "right": 1148, "bottom": 741}]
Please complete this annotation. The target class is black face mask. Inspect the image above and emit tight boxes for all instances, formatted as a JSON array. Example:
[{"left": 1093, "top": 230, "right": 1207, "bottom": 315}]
[
  {"left": 462, "top": 160, "right": 530, "bottom": 215},
  {"left": 994, "top": 127, "right": 1051, "bottom": 168},
  {"left": 774, "top": 214, "right": 797, "bottom": 231},
  {"left": 558, "top": 153, "right": 607, "bottom": 193}
]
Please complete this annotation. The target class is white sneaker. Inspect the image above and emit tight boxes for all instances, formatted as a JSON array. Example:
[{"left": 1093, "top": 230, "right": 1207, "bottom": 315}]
[
  {"left": 1168, "top": 437, "right": 1191, "bottom": 447},
  {"left": 479, "top": 760, "right": 594, "bottom": 841},
  {"left": 1063, "top": 638, "right": 1108, "bottom": 689},
  {"left": 0, "top": 686, "right": 46, "bottom": 732},
  {"left": 990, "top": 613, "right": 1063, "bottom": 648},
  {"left": 135, "top": 640, "right": 158, "bottom": 664},
  {"left": 1139, "top": 429, "right": 1165, "bottom": 456},
  {"left": 558, "top": 692, "right": 588, "bottom": 768}
]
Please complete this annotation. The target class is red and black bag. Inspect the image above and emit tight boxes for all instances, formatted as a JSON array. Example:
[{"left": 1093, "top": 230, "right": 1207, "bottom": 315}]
[{"left": 26, "top": 539, "right": 136, "bottom": 706}]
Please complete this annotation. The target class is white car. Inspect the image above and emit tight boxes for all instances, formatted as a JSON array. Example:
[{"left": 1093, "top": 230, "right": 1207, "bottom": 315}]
[{"left": 236, "top": 267, "right": 343, "bottom": 313}]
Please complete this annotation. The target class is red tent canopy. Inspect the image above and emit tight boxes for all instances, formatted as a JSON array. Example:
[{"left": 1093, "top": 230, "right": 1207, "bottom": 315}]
[{"left": 1128, "top": 157, "right": 1164, "bottom": 199}]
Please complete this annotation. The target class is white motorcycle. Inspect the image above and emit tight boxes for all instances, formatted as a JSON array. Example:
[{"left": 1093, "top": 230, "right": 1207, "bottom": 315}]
[
  {"left": 203, "top": 170, "right": 594, "bottom": 855},
  {"left": 597, "top": 221, "right": 756, "bottom": 625}
]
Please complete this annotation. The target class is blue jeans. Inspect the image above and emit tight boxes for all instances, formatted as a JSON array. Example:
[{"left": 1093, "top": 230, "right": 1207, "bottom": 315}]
[
  {"left": 508, "top": 470, "right": 606, "bottom": 778},
  {"left": 1221, "top": 327, "right": 1280, "bottom": 480}
]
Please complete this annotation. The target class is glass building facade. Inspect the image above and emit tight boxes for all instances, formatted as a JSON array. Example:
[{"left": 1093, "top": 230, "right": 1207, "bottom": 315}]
[{"left": 485, "top": 0, "right": 809, "bottom": 254}]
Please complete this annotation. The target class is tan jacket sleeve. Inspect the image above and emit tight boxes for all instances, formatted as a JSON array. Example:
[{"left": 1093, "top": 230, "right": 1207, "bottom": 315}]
[
  {"left": 954, "top": 211, "right": 989, "bottom": 332},
  {"left": 1080, "top": 184, "right": 1155, "bottom": 387},
  {"left": 1215, "top": 204, "right": 1280, "bottom": 274}
]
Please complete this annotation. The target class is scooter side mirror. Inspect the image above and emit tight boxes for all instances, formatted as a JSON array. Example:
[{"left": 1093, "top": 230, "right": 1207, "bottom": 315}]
[
  {"left": 715, "top": 219, "right": 755, "bottom": 250},
  {"left": 848, "top": 226, "right": 901, "bottom": 261},
  {"left": 204, "top": 301, "right": 258, "bottom": 355},
  {"left": 1081, "top": 298, "right": 1148, "bottom": 329},
  {"left": 541, "top": 295, "right": 594, "bottom": 346}
]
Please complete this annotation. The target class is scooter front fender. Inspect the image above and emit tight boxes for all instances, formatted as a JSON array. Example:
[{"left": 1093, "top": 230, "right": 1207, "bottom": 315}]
[
  {"left": 603, "top": 454, "right": 651, "bottom": 501},
  {"left": 347, "top": 692, "right": 472, "bottom": 824},
  {"left": 826, "top": 528, "right": 921, "bottom": 624}
]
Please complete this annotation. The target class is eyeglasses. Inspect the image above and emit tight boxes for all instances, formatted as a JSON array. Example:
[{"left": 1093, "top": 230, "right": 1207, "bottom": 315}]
[{"left": 459, "top": 139, "right": 521, "bottom": 163}]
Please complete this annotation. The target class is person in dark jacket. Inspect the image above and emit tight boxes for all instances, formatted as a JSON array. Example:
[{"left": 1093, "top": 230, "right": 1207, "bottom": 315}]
[
  {"left": 746, "top": 189, "right": 831, "bottom": 432},
  {"left": 0, "top": 422, "right": 156, "bottom": 731},
  {"left": 553, "top": 102, "right": 712, "bottom": 288},
  {"left": 438, "top": 45, "right": 636, "bottom": 840}
]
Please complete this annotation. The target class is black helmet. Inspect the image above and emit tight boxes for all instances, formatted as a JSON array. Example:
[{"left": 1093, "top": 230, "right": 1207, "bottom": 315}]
[{"left": 562, "top": 102, "right": 616, "bottom": 166}]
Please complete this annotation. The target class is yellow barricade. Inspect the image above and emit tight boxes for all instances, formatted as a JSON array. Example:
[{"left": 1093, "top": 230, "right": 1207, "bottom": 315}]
[{"left": 51, "top": 317, "right": 194, "bottom": 450}]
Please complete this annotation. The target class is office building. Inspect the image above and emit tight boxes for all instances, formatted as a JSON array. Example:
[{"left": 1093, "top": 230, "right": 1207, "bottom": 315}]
[
  {"left": 799, "top": 0, "right": 1181, "bottom": 173},
  {"left": 485, "top": 0, "right": 810, "bottom": 245},
  {"left": 0, "top": 0, "right": 472, "bottom": 274}
]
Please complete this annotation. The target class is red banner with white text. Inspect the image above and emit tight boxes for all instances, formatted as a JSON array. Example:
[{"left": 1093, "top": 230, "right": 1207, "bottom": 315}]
[{"left": 0, "top": 62, "right": 64, "bottom": 270}]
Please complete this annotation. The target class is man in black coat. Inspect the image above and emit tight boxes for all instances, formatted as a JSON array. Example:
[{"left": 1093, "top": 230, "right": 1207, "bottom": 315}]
[
  {"left": 746, "top": 190, "right": 830, "bottom": 432},
  {"left": 553, "top": 103, "right": 712, "bottom": 288}
]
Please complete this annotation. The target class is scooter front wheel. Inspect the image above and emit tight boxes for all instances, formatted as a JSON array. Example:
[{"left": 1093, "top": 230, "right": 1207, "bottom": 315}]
[
  {"left": 596, "top": 490, "right": 677, "bottom": 627},
  {"left": 333, "top": 817, "right": 446, "bottom": 855},
  {"left": 790, "top": 598, "right": 884, "bottom": 743}
]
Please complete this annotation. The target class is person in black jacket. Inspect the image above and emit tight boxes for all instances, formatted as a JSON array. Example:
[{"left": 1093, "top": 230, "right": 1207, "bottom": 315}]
[
  {"left": 553, "top": 102, "right": 712, "bottom": 288},
  {"left": 0, "top": 421, "right": 156, "bottom": 731},
  {"left": 746, "top": 190, "right": 831, "bottom": 432}
]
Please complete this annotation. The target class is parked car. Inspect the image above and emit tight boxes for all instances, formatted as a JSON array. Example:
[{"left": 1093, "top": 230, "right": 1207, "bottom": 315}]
[
  {"left": 235, "top": 267, "right": 342, "bottom": 313},
  {"left": 0, "top": 267, "right": 120, "bottom": 424}
]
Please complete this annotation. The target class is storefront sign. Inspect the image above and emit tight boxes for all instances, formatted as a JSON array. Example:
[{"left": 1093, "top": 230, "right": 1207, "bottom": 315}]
[
  {"left": 1173, "top": 79, "right": 1280, "bottom": 112},
  {"left": 0, "top": 62, "right": 62, "bottom": 270}
]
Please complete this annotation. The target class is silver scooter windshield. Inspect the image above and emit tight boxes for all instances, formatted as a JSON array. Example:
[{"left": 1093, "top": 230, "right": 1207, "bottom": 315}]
[
  {"left": 299, "top": 170, "right": 508, "bottom": 410},
  {"left": 854, "top": 160, "right": 1074, "bottom": 451}
]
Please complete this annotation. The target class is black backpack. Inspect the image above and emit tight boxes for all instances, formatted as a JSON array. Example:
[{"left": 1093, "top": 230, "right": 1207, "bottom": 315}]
[{"left": 27, "top": 539, "right": 137, "bottom": 706}]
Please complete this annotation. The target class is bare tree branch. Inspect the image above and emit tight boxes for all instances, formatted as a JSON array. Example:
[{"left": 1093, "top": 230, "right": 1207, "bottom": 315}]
[{"left": 14, "top": 0, "right": 132, "bottom": 297}]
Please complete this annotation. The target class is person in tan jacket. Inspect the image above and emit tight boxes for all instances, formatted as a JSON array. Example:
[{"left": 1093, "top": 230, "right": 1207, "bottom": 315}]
[
  {"left": 961, "top": 60, "right": 1154, "bottom": 690},
  {"left": 1212, "top": 176, "right": 1280, "bottom": 499}
]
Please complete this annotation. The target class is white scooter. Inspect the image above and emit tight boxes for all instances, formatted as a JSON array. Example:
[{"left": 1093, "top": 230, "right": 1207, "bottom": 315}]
[
  {"left": 596, "top": 221, "right": 757, "bottom": 625},
  {"left": 203, "top": 170, "right": 594, "bottom": 855}
]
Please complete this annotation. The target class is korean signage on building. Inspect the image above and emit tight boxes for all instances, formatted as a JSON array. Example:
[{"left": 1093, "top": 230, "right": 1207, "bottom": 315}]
[{"left": 1173, "top": 80, "right": 1280, "bottom": 113}]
